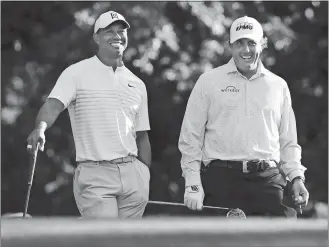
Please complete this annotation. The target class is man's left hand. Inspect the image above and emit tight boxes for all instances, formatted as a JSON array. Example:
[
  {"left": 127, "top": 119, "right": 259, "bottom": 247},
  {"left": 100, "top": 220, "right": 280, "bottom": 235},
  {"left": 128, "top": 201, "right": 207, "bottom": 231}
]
[{"left": 291, "top": 178, "right": 309, "bottom": 209}]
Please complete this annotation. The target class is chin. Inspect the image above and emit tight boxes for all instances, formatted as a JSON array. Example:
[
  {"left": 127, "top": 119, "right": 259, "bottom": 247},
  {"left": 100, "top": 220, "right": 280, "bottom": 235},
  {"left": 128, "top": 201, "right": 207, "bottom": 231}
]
[
  {"left": 242, "top": 60, "right": 255, "bottom": 67},
  {"left": 108, "top": 49, "right": 123, "bottom": 57}
]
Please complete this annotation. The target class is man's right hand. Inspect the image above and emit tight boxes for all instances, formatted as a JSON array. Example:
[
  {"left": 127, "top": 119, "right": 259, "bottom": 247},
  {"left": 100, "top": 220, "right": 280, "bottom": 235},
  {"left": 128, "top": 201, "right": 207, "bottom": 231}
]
[
  {"left": 184, "top": 185, "right": 205, "bottom": 211},
  {"left": 26, "top": 124, "right": 46, "bottom": 154}
]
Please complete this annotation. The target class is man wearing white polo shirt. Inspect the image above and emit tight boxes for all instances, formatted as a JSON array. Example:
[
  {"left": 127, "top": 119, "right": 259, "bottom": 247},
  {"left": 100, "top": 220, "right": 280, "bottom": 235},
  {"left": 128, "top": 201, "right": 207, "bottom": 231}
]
[
  {"left": 26, "top": 11, "right": 151, "bottom": 218},
  {"left": 179, "top": 16, "right": 309, "bottom": 217}
]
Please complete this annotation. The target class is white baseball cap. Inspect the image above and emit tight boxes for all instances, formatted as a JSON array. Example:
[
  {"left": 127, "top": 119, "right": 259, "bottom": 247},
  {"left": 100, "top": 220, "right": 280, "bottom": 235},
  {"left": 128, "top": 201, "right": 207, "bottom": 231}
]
[
  {"left": 94, "top": 11, "right": 130, "bottom": 33},
  {"left": 230, "top": 16, "right": 263, "bottom": 44}
]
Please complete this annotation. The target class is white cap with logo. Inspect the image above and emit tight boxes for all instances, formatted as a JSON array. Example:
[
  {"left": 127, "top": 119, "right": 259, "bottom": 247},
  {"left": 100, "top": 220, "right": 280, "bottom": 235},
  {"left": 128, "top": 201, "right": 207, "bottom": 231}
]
[
  {"left": 230, "top": 16, "right": 263, "bottom": 44},
  {"left": 94, "top": 11, "right": 130, "bottom": 33}
]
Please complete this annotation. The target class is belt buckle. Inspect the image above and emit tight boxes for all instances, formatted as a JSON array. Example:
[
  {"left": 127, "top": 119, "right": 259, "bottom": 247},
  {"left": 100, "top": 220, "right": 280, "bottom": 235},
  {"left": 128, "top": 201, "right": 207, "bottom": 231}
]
[{"left": 242, "top": 161, "right": 249, "bottom": 173}]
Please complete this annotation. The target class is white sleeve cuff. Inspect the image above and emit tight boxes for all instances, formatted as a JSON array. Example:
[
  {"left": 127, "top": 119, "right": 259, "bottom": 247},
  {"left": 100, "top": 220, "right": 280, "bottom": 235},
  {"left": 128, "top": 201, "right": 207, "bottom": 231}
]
[{"left": 287, "top": 170, "right": 305, "bottom": 182}]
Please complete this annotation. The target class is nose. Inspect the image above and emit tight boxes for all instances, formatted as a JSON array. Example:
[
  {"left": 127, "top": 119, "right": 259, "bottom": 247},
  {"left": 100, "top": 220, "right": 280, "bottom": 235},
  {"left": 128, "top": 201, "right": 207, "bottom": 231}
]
[
  {"left": 241, "top": 43, "right": 250, "bottom": 52},
  {"left": 112, "top": 32, "right": 121, "bottom": 40}
]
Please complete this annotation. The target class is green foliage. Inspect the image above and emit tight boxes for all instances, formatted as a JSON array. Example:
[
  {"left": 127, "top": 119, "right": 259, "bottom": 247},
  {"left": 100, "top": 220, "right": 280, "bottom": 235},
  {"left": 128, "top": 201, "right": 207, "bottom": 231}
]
[{"left": 1, "top": 1, "right": 327, "bottom": 216}]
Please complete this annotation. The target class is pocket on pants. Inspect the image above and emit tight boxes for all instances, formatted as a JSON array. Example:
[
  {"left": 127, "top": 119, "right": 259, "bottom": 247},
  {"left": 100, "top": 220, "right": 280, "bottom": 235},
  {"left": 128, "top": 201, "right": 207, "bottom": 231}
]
[
  {"left": 73, "top": 165, "right": 82, "bottom": 195},
  {"left": 135, "top": 159, "right": 150, "bottom": 189},
  {"left": 258, "top": 168, "right": 287, "bottom": 189},
  {"left": 73, "top": 164, "right": 91, "bottom": 196},
  {"left": 73, "top": 165, "right": 84, "bottom": 213}
]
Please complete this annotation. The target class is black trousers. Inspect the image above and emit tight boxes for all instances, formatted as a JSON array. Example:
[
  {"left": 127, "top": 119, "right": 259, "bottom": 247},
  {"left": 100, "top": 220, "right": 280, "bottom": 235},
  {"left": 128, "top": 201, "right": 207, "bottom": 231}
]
[{"left": 200, "top": 162, "right": 297, "bottom": 218}]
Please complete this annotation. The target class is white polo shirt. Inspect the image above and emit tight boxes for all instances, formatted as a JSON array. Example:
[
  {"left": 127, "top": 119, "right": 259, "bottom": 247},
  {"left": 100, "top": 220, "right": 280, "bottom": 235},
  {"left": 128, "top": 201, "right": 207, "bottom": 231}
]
[
  {"left": 179, "top": 58, "right": 306, "bottom": 185},
  {"left": 48, "top": 56, "right": 150, "bottom": 162}
]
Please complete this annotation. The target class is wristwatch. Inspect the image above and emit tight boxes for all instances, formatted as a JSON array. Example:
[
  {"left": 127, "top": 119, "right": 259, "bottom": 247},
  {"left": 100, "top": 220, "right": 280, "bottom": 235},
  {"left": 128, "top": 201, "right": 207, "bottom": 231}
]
[{"left": 292, "top": 176, "right": 305, "bottom": 184}]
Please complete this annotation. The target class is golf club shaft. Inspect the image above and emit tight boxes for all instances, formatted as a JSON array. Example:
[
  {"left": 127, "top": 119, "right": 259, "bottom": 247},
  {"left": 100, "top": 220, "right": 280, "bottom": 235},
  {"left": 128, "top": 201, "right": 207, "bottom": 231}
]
[
  {"left": 148, "top": 200, "right": 231, "bottom": 211},
  {"left": 23, "top": 143, "right": 39, "bottom": 218}
]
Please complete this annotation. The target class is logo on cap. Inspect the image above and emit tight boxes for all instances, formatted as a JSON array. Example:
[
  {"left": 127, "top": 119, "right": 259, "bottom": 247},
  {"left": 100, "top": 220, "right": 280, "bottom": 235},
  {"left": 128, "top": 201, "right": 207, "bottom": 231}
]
[
  {"left": 236, "top": 22, "right": 253, "bottom": 31},
  {"left": 110, "top": 12, "right": 119, "bottom": 19}
]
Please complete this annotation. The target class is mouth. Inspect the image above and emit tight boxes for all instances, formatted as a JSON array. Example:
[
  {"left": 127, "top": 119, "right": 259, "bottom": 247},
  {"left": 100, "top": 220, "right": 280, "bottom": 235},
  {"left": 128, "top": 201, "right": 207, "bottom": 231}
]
[
  {"left": 241, "top": 55, "right": 253, "bottom": 62},
  {"left": 109, "top": 42, "right": 123, "bottom": 49}
]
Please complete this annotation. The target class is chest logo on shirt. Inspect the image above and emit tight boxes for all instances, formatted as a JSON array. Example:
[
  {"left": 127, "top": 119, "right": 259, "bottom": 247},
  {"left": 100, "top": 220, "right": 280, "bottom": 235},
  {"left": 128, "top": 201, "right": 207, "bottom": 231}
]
[{"left": 221, "top": 86, "right": 240, "bottom": 93}]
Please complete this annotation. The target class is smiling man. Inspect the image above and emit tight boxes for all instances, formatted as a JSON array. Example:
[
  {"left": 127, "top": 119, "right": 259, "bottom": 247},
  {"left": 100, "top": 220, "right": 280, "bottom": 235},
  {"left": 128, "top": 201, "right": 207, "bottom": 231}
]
[
  {"left": 26, "top": 11, "right": 151, "bottom": 218},
  {"left": 179, "top": 16, "right": 309, "bottom": 217}
]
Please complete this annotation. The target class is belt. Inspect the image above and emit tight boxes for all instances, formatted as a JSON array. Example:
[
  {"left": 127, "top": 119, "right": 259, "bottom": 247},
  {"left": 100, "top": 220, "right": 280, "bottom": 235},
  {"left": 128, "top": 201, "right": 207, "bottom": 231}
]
[
  {"left": 78, "top": 156, "right": 135, "bottom": 165},
  {"left": 207, "top": 159, "right": 277, "bottom": 173}
]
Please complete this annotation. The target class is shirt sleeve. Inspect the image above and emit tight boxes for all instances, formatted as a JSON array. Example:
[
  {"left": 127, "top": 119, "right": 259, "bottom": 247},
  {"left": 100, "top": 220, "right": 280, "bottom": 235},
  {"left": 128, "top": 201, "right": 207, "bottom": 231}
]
[
  {"left": 47, "top": 66, "right": 77, "bottom": 109},
  {"left": 279, "top": 83, "right": 306, "bottom": 181},
  {"left": 135, "top": 83, "right": 150, "bottom": 131},
  {"left": 178, "top": 74, "right": 210, "bottom": 186}
]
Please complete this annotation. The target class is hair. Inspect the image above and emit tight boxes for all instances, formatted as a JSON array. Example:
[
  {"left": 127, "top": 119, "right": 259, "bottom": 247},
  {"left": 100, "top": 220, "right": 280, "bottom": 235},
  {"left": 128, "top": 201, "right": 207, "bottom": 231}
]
[{"left": 260, "top": 37, "right": 268, "bottom": 50}]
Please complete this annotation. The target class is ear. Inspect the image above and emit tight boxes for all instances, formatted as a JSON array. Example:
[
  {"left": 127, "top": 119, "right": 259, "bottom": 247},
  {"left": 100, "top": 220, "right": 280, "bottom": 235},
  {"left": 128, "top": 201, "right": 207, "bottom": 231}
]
[{"left": 93, "top": 33, "right": 100, "bottom": 45}]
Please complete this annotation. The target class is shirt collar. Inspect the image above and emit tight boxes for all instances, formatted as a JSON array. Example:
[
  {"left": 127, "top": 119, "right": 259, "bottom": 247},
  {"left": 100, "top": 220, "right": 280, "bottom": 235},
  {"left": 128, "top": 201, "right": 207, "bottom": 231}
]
[
  {"left": 93, "top": 55, "right": 126, "bottom": 72},
  {"left": 226, "top": 57, "right": 270, "bottom": 77},
  {"left": 257, "top": 61, "right": 270, "bottom": 76}
]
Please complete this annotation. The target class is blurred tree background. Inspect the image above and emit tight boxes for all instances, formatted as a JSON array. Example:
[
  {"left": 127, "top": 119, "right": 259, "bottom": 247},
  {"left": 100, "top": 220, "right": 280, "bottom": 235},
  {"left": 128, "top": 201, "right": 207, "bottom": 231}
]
[{"left": 1, "top": 1, "right": 328, "bottom": 218}]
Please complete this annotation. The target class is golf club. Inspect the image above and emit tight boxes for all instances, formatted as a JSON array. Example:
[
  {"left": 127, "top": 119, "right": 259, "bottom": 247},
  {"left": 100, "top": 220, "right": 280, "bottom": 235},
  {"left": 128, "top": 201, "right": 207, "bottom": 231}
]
[
  {"left": 148, "top": 200, "right": 246, "bottom": 218},
  {"left": 23, "top": 143, "right": 40, "bottom": 218}
]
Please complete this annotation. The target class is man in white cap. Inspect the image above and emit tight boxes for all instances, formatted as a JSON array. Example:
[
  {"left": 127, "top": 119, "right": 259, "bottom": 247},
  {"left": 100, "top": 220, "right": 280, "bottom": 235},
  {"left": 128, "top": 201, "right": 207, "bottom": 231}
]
[
  {"left": 26, "top": 11, "right": 151, "bottom": 218},
  {"left": 179, "top": 16, "right": 309, "bottom": 217}
]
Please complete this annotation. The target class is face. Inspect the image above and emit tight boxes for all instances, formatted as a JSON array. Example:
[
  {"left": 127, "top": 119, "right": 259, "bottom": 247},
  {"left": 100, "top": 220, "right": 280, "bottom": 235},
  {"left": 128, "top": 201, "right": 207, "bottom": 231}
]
[
  {"left": 230, "top": 38, "right": 263, "bottom": 74},
  {"left": 94, "top": 22, "right": 128, "bottom": 58}
]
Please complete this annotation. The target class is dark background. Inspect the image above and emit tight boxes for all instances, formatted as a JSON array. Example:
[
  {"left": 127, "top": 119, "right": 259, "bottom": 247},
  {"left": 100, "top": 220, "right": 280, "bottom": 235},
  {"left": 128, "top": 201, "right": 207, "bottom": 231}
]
[{"left": 1, "top": 1, "right": 328, "bottom": 218}]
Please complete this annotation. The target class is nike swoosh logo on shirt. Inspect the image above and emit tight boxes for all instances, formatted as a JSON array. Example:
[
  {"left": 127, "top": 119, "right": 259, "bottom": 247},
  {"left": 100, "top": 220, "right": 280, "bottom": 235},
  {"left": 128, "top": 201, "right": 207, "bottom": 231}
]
[{"left": 128, "top": 84, "right": 135, "bottom": 88}]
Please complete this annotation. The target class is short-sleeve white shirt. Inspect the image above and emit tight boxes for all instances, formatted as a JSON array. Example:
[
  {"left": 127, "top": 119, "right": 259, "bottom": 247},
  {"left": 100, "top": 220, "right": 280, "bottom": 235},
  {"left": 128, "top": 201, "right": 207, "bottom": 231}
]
[{"left": 48, "top": 56, "right": 150, "bottom": 162}]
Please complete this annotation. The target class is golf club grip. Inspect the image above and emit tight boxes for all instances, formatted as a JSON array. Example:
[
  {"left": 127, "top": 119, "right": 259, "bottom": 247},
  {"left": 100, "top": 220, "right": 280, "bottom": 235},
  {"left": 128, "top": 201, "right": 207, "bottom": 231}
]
[
  {"left": 148, "top": 200, "right": 230, "bottom": 211},
  {"left": 28, "top": 146, "right": 39, "bottom": 184}
]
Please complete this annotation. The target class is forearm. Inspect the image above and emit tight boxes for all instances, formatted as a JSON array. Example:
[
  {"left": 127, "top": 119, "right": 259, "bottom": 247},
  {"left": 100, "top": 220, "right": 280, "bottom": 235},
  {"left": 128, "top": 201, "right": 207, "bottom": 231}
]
[
  {"left": 179, "top": 118, "right": 206, "bottom": 186},
  {"left": 279, "top": 96, "right": 306, "bottom": 181},
  {"left": 34, "top": 98, "right": 64, "bottom": 130},
  {"left": 179, "top": 125, "right": 205, "bottom": 186},
  {"left": 181, "top": 160, "right": 202, "bottom": 186},
  {"left": 280, "top": 131, "right": 306, "bottom": 181},
  {"left": 136, "top": 131, "right": 151, "bottom": 167},
  {"left": 179, "top": 116, "right": 207, "bottom": 186}
]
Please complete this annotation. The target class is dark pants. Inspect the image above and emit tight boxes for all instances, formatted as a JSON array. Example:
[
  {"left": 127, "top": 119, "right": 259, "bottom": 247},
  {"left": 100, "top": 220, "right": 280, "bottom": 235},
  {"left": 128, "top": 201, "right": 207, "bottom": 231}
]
[{"left": 200, "top": 161, "right": 297, "bottom": 218}]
